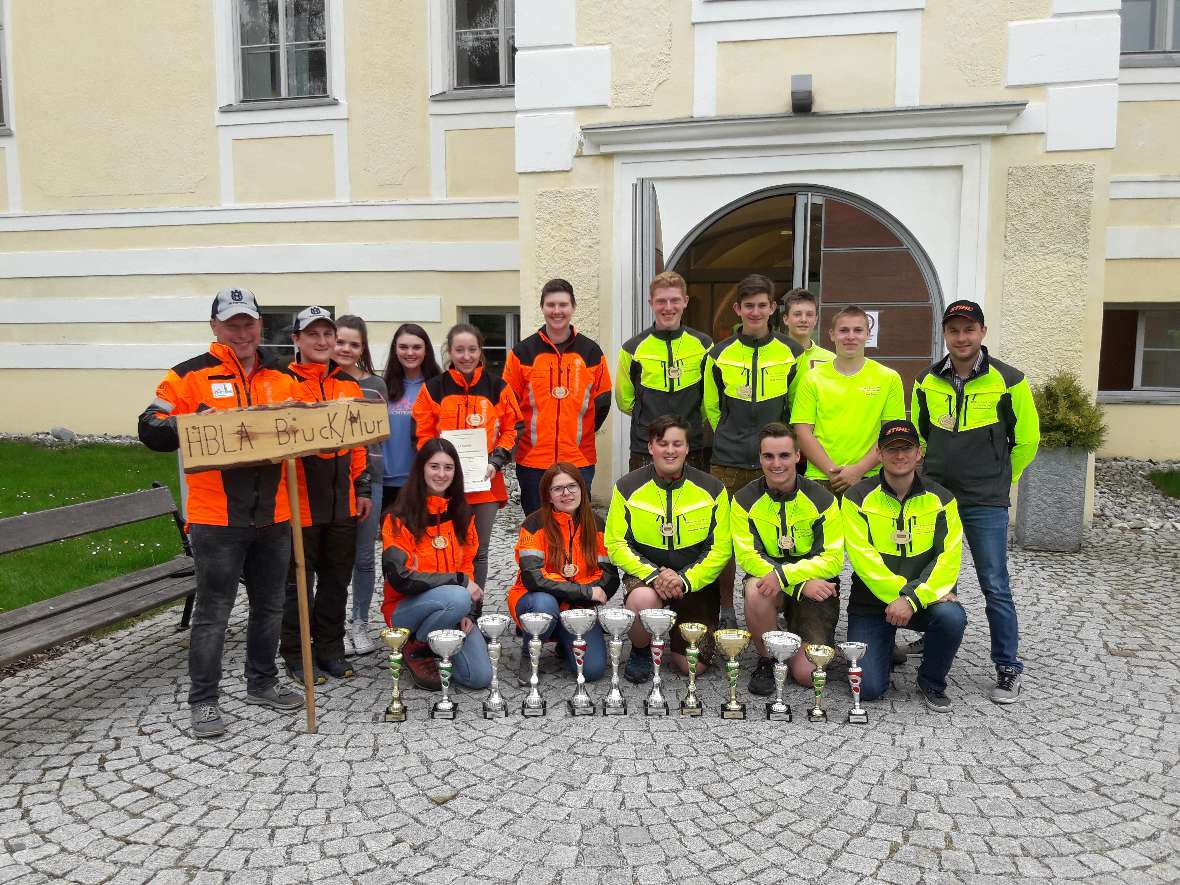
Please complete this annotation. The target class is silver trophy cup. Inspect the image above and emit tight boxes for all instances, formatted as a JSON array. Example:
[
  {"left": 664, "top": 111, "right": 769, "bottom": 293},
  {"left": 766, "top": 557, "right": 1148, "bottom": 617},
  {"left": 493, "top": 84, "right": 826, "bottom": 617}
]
[
  {"left": 598, "top": 607, "right": 635, "bottom": 716},
  {"left": 426, "top": 628, "right": 466, "bottom": 720},
  {"left": 639, "top": 608, "right": 677, "bottom": 716},
  {"left": 559, "top": 608, "right": 598, "bottom": 716},
  {"left": 519, "top": 611, "right": 553, "bottom": 717},
  {"left": 478, "top": 613, "right": 512, "bottom": 719},
  {"left": 762, "top": 631, "right": 801, "bottom": 721},
  {"left": 838, "top": 640, "right": 870, "bottom": 725}
]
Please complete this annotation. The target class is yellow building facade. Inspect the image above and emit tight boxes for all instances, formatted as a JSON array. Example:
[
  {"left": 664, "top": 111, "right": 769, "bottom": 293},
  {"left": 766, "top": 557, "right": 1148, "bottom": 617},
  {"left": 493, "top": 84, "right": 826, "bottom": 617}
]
[{"left": 0, "top": 1, "right": 1176, "bottom": 483}]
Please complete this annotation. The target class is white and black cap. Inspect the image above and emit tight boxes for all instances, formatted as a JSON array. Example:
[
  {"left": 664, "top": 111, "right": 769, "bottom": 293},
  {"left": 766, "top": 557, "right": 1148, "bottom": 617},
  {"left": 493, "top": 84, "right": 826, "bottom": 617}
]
[
  {"left": 211, "top": 288, "right": 261, "bottom": 321},
  {"left": 292, "top": 305, "right": 336, "bottom": 333}
]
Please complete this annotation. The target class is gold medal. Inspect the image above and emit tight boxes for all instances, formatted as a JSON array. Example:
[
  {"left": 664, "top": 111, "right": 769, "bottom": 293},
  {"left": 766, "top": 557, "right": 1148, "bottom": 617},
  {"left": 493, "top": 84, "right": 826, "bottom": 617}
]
[
  {"left": 777, "top": 535, "right": 794, "bottom": 552},
  {"left": 736, "top": 385, "right": 752, "bottom": 398},
  {"left": 432, "top": 535, "right": 448, "bottom": 549},
  {"left": 466, "top": 413, "right": 484, "bottom": 428},
  {"left": 892, "top": 530, "right": 911, "bottom": 546},
  {"left": 552, "top": 386, "right": 569, "bottom": 399},
  {"left": 660, "top": 521, "right": 675, "bottom": 538},
  {"left": 561, "top": 563, "right": 578, "bottom": 578},
  {"left": 666, "top": 366, "right": 682, "bottom": 380},
  {"left": 938, "top": 414, "right": 955, "bottom": 430}
]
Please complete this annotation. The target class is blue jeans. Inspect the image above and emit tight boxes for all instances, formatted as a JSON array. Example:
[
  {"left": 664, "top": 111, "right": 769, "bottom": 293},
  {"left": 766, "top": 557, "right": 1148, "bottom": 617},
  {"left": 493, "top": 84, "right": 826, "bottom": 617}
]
[
  {"left": 847, "top": 600, "right": 967, "bottom": 700},
  {"left": 188, "top": 522, "right": 291, "bottom": 706},
  {"left": 959, "top": 504, "right": 1022, "bottom": 674},
  {"left": 517, "top": 465, "right": 595, "bottom": 518},
  {"left": 515, "top": 592, "right": 607, "bottom": 681},
  {"left": 390, "top": 585, "right": 492, "bottom": 688},
  {"left": 350, "top": 484, "right": 383, "bottom": 624}
]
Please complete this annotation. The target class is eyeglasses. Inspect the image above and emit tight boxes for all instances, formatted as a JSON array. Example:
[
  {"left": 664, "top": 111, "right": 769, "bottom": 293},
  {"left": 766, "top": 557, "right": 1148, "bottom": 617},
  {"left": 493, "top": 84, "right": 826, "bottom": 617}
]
[{"left": 550, "top": 483, "right": 580, "bottom": 497}]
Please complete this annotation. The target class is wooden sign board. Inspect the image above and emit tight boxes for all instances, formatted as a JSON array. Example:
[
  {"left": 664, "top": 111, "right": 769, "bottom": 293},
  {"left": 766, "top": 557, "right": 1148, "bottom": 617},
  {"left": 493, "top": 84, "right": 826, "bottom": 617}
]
[{"left": 176, "top": 399, "right": 390, "bottom": 473}]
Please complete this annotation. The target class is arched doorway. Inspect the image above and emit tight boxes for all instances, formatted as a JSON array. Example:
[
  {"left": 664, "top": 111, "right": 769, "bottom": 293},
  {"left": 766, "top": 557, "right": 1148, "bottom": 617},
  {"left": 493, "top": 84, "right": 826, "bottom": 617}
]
[{"left": 666, "top": 186, "right": 943, "bottom": 393}]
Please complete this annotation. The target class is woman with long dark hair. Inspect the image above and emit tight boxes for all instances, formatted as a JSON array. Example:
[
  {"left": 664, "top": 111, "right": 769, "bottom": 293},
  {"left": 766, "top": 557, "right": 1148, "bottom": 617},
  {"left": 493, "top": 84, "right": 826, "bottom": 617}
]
[
  {"left": 333, "top": 314, "right": 387, "bottom": 656},
  {"left": 381, "top": 438, "right": 491, "bottom": 690},
  {"left": 380, "top": 323, "right": 442, "bottom": 517},
  {"left": 507, "top": 462, "right": 618, "bottom": 686},
  {"left": 412, "top": 323, "right": 522, "bottom": 591}
]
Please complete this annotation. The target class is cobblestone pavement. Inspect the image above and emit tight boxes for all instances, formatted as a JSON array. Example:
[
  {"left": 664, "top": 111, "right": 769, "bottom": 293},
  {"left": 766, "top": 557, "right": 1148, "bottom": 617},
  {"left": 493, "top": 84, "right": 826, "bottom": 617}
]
[{"left": 1, "top": 465, "right": 1178, "bottom": 885}]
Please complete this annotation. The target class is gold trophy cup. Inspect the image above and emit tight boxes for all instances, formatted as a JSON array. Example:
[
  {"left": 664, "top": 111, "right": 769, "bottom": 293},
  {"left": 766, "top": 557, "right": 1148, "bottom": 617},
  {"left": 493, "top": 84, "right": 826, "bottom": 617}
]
[
  {"left": 678, "top": 622, "right": 708, "bottom": 716},
  {"left": 803, "top": 643, "right": 836, "bottom": 722},
  {"left": 380, "top": 627, "right": 411, "bottom": 723},
  {"left": 714, "top": 628, "right": 752, "bottom": 720}
]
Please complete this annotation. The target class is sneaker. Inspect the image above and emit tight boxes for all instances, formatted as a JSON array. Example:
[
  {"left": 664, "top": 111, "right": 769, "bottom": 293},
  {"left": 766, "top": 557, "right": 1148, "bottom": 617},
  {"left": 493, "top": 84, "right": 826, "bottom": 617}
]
[
  {"left": 747, "top": 657, "right": 776, "bottom": 697},
  {"left": 403, "top": 639, "right": 442, "bottom": 691},
  {"left": 191, "top": 704, "right": 226, "bottom": 739},
  {"left": 918, "top": 681, "right": 952, "bottom": 714},
  {"left": 990, "top": 667, "right": 1022, "bottom": 704},
  {"left": 245, "top": 682, "right": 305, "bottom": 710},
  {"left": 343, "top": 632, "right": 355, "bottom": 657},
  {"left": 517, "top": 654, "right": 535, "bottom": 688},
  {"left": 350, "top": 621, "right": 377, "bottom": 656},
  {"left": 285, "top": 659, "right": 327, "bottom": 686},
  {"left": 903, "top": 636, "right": 925, "bottom": 657},
  {"left": 318, "top": 657, "right": 355, "bottom": 679},
  {"left": 623, "top": 645, "right": 653, "bottom": 684}
]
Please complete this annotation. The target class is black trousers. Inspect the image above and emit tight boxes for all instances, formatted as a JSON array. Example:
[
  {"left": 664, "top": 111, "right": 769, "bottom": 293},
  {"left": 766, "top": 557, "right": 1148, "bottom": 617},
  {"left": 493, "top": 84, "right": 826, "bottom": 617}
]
[{"left": 280, "top": 519, "right": 357, "bottom": 662}]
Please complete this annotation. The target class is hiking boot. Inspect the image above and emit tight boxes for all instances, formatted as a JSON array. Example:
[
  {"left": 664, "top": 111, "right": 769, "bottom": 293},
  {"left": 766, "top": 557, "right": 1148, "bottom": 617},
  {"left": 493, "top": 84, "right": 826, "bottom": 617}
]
[
  {"left": 403, "top": 639, "right": 441, "bottom": 691},
  {"left": 191, "top": 704, "right": 226, "bottom": 739},
  {"left": 350, "top": 620, "right": 377, "bottom": 656},
  {"left": 990, "top": 667, "right": 1023, "bottom": 705},
  {"left": 903, "top": 635, "right": 925, "bottom": 657},
  {"left": 623, "top": 645, "right": 653, "bottom": 684},
  {"left": 747, "top": 656, "right": 776, "bottom": 697},
  {"left": 245, "top": 682, "right": 305, "bottom": 710},
  {"left": 918, "top": 681, "right": 952, "bottom": 714},
  {"left": 318, "top": 657, "right": 355, "bottom": 679},
  {"left": 285, "top": 658, "right": 327, "bottom": 686}
]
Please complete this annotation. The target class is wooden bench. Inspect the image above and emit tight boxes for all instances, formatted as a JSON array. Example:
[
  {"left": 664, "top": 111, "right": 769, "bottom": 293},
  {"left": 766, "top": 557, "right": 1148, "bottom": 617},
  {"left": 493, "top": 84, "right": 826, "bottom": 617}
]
[{"left": 0, "top": 483, "right": 196, "bottom": 670}]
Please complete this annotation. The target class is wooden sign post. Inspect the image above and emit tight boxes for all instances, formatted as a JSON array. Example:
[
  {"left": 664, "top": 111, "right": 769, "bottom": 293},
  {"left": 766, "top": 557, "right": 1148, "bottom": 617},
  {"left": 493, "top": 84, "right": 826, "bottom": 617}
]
[{"left": 177, "top": 399, "right": 389, "bottom": 733}]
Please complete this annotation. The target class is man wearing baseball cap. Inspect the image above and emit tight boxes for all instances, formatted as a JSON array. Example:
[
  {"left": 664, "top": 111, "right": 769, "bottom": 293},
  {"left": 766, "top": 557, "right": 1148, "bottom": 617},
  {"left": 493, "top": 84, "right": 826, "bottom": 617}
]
[
  {"left": 910, "top": 300, "right": 1039, "bottom": 704},
  {"left": 138, "top": 288, "right": 303, "bottom": 739},
  {"left": 841, "top": 420, "right": 966, "bottom": 712}
]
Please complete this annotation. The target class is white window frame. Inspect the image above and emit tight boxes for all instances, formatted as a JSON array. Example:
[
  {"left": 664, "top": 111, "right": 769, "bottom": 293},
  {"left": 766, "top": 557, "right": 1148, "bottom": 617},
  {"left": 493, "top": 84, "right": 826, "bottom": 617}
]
[
  {"left": 430, "top": 0, "right": 516, "bottom": 99},
  {"left": 233, "top": 0, "right": 332, "bottom": 104},
  {"left": 1134, "top": 308, "right": 1180, "bottom": 391},
  {"left": 460, "top": 305, "right": 521, "bottom": 369},
  {"left": 1121, "top": 0, "right": 1180, "bottom": 55}
]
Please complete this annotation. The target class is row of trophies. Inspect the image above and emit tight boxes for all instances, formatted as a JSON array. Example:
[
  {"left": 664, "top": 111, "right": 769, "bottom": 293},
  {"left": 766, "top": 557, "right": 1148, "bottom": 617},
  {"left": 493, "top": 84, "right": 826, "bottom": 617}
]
[{"left": 380, "top": 607, "right": 870, "bottom": 724}]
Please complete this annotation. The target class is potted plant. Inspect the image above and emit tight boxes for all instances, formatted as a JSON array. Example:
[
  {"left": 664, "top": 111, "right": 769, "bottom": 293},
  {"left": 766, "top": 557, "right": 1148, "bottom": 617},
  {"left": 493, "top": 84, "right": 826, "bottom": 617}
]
[{"left": 1015, "top": 370, "right": 1107, "bottom": 552}]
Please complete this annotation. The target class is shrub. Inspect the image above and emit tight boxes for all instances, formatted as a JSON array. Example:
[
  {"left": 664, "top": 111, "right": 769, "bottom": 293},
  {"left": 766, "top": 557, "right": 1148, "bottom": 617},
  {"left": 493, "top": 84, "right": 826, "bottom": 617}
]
[{"left": 1031, "top": 371, "right": 1107, "bottom": 451}]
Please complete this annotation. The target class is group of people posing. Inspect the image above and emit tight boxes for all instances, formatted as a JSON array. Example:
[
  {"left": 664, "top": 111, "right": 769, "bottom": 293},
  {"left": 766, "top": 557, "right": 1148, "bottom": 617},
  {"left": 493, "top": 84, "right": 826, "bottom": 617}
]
[{"left": 138, "top": 271, "right": 1039, "bottom": 739}]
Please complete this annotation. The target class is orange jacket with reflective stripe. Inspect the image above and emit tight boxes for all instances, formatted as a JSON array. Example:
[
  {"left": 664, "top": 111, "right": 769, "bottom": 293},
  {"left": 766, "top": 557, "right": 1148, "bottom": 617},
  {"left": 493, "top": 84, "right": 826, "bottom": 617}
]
[
  {"left": 137, "top": 342, "right": 295, "bottom": 527},
  {"left": 507, "top": 509, "right": 619, "bottom": 626},
  {"left": 380, "top": 495, "right": 478, "bottom": 624},
  {"left": 411, "top": 366, "right": 522, "bottom": 505},
  {"left": 284, "top": 361, "right": 370, "bottom": 526},
  {"left": 502, "top": 327, "right": 612, "bottom": 469}
]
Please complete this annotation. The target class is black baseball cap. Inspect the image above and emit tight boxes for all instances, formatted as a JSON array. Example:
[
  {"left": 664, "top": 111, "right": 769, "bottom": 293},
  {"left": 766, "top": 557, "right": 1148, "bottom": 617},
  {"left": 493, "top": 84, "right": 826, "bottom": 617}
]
[
  {"left": 879, "top": 420, "right": 921, "bottom": 449},
  {"left": 942, "top": 300, "right": 985, "bottom": 326}
]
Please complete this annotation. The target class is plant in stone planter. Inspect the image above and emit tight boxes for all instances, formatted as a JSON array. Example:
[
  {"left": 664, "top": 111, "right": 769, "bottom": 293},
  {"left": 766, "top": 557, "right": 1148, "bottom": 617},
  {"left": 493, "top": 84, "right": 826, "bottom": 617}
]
[{"left": 1015, "top": 371, "right": 1107, "bottom": 552}]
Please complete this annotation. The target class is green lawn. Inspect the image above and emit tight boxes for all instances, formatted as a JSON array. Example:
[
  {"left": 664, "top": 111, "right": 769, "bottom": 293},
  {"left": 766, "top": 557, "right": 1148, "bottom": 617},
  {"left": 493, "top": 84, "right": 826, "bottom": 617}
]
[
  {"left": 0, "top": 440, "right": 185, "bottom": 612},
  {"left": 1149, "top": 469, "right": 1180, "bottom": 499}
]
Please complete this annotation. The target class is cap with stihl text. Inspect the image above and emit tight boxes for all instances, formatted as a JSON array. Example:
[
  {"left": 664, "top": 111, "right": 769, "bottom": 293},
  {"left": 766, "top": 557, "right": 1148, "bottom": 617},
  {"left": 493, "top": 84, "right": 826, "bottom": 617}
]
[
  {"left": 878, "top": 420, "right": 921, "bottom": 449},
  {"left": 211, "top": 288, "right": 260, "bottom": 321},
  {"left": 941, "top": 300, "right": 985, "bottom": 326},
  {"left": 292, "top": 305, "right": 336, "bottom": 333}
]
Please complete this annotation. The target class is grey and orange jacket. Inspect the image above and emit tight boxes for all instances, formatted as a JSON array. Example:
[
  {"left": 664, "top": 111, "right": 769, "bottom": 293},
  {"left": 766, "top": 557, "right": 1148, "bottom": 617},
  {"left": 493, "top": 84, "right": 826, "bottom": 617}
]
[
  {"left": 412, "top": 365, "right": 522, "bottom": 506},
  {"left": 502, "top": 327, "right": 612, "bottom": 469},
  {"left": 284, "top": 360, "right": 370, "bottom": 526},
  {"left": 137, "top": 342, "right": 295, "bottom": 527},
  {"left": 507, "top": 509, "right": 620, "bottom": 626},
  {"left": 911, "top": 348, "right": 1040, "bottom": 507},
  {"left": 381, "top": 495, "right": 477, "bottom": 623}
]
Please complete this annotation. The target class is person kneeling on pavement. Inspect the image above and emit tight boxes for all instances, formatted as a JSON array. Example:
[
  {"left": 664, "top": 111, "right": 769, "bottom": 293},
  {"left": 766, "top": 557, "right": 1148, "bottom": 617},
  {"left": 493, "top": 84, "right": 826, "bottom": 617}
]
[
  {"left": 732, "top": 423, "right": 845, "bottom": 697},
  {"left": 508, "top": 463, "right": 619, "bottom": 687},
  {"left": 605, "top": 414, "right": 731, "bottom": 682},
  {"left": 841, "top": 420, "right": 967, "bottom": 712},
  {"left": 380, "top": 438, "right": 492, "bottom": 691}
]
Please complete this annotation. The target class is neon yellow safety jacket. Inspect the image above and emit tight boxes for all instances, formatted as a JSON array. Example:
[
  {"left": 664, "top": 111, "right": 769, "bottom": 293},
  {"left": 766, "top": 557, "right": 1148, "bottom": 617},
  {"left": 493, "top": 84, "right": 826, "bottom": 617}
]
[
  {"left": 911, "top": 348, "right": 1040, "bottom": 507},
  {"left": 730, "top": 475, "right": 844, "bottom": 598},
  {"left": 605, "top": 464, "right": 731, "bottom": 593},
  {"left": 841, "top": 474, "right": 962, "bottom": 615},
  {"left": 616, "top": 325, "right": 713, "bottom": 454}
]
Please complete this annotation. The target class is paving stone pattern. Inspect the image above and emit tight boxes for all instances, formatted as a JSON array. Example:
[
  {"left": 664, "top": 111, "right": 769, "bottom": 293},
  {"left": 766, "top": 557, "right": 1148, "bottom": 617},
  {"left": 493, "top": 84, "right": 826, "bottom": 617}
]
[{"left": 1, "top": 462, "right": 1178, "bottom": 884}]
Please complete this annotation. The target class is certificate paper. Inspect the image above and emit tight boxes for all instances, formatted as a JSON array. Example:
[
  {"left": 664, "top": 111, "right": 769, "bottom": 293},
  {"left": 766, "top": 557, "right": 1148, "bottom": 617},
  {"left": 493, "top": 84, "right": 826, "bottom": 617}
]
[{"left": 441, "top": 428, "right": 492, "bottom": 493}]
